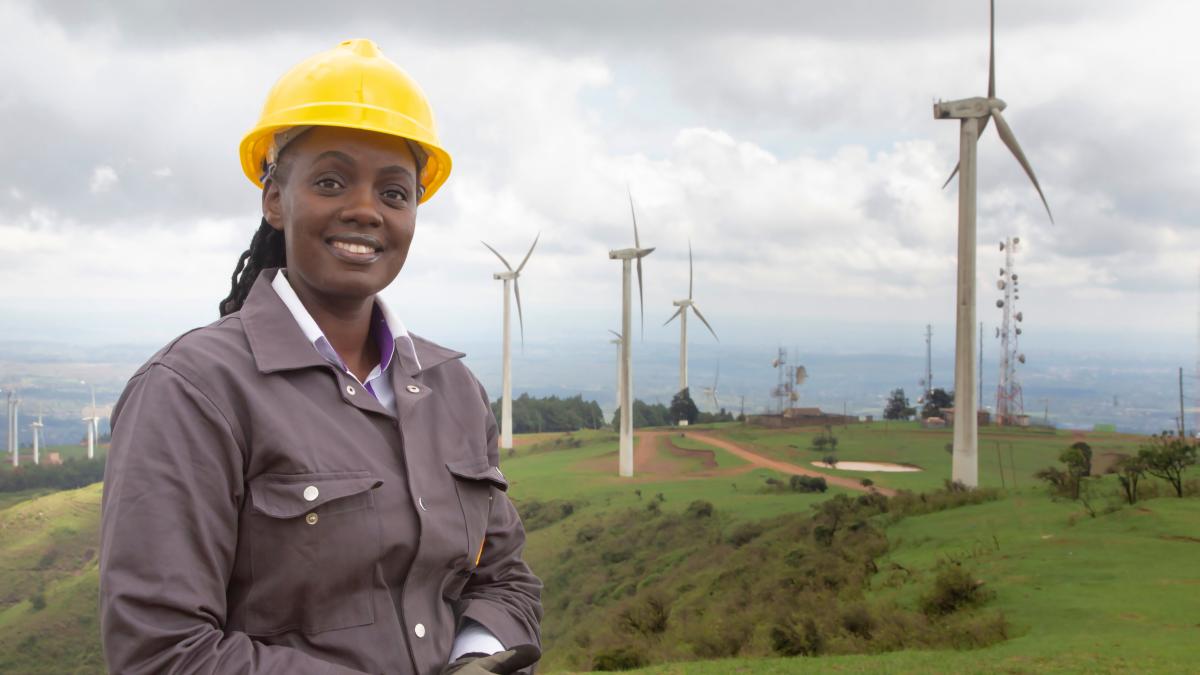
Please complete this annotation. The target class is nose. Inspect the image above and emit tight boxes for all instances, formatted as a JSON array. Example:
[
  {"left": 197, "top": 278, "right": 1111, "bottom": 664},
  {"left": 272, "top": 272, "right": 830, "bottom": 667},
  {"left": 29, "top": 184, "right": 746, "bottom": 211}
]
[{"left": 339, "top": 183, "right": 383, "bottom": 228}]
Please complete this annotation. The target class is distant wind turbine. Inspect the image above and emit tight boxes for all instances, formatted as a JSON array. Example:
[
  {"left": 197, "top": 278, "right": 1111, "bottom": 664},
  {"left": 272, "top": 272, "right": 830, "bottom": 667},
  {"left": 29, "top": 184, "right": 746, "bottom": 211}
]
[
  {"left": 664, "top": 241, "right": 718, "bottom": 395},
  {"left": 31, "top": 413, "right": 43, "bottom": 466},
  {"left": 702, "top": 361, "right": 721, "bottom": 412},
  {"left": 935, "top": 0, "right": 1052, "bottom": 487},
  {"left": 609, "top": 189, "right": 654, "bottom": 477},
  {"left": 482, "top": 234, "right": 540, "bottom": 452},
  {"left": 6, "top": 389, "right": 19, "bottom": 468},
  {"left": 81, "top": 380, "right": 101, "bottom": 459}
]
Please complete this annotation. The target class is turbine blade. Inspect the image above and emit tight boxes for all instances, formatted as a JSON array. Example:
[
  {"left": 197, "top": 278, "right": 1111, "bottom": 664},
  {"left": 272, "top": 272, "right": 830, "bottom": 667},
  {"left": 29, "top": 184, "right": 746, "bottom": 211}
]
[
  {"left": 688, "top": 240, "right": 694, "bottom": 300},
  {"left": 514, "top": 278, "right": 526, "bottom": 351},
  {"left": 941, "top": 163, "right": 959, "bottom": 190},
  {"left": 991, "top": 109, "right": 1054, "bottom": 223},
  {"left": 609, "top": 329, "right": 623, "bottom": 340},
  {"left": 516, "top": 232, "right": 539, "bottom": 273},
  {"left": 988, "top": 0, "right": 996, "bottom": 99},
  {"left": 664, "top": 307, "right": 682, "bottom": 326},
  {"left": 481, "top": 241, "right": 513, "bottom": 271},
  {"left": 636, "top": 257, "right": 645, "bottom": 339},
  {"left": 627, "top": 186, "right": 641, "bottom": 249},
  {"left": 692, "top": 304, "right": 719, "bottom": 342}
]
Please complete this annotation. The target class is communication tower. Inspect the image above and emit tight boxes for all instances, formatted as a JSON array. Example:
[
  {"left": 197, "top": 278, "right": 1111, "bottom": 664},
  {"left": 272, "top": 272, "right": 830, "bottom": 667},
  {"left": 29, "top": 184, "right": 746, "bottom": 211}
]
[
  {"left": 770, "top": 347, "right": 807, "bottom": 413},
  {"left": 994, "top": 237, "right": 1026, "bottom": 425}
]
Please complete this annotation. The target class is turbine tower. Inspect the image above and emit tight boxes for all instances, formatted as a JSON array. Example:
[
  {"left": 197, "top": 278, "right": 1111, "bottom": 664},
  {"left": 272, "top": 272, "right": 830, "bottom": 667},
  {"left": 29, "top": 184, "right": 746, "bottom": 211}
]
[
  {"left": 609, "top": 190, "right": 654, "bottom": 477},
  {"left": 664, "top": 241, "right": 718, "bottom": 394},
  {"left": 934, "top": 0, "right": 1052, "bottom": 487},
  {"left": 482, "top": 234, "right": 539, "bottom": 451},
  {"left": 81, "top": 380, "right": 101, "bottom": 459}
]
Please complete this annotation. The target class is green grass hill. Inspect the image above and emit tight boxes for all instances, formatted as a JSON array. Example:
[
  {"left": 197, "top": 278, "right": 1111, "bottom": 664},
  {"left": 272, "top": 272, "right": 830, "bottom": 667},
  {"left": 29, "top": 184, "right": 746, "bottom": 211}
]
[{"left": 0, "top": 422, "right": 1195, "bottom": 674}]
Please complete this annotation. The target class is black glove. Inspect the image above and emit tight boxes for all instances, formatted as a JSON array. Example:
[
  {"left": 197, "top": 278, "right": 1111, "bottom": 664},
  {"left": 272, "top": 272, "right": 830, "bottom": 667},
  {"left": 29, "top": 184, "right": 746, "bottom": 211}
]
[{"left": 440, "top": 644, "right": 541, "bottom": 675}]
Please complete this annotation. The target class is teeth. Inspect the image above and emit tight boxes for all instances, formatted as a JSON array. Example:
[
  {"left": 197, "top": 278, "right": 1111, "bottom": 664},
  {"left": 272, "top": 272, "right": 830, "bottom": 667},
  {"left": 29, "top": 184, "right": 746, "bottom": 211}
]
[{"left": 332, "top": 241, "right": 376, "bottom": 255}]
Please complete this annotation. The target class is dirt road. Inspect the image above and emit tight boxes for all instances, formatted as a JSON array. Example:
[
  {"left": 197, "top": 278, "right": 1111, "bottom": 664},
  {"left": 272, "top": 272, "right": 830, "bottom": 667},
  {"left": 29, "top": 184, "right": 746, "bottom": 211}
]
[{"left": 684, "top": 430, "right": 898, "bottom": 496}]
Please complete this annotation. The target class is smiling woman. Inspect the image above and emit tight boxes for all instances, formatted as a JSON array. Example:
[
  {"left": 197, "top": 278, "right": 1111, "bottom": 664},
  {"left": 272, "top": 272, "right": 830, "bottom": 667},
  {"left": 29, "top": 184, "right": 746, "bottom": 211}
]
[{"left": 99, "top": 39, "right": 542, "bottom": 675}]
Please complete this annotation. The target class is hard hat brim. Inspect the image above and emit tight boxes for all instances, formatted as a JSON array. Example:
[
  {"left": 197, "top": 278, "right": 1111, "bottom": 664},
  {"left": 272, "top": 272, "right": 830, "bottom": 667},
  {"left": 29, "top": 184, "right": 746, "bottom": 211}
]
[{"left": 239, "top": 104, "right": 451, "bottom": 204}]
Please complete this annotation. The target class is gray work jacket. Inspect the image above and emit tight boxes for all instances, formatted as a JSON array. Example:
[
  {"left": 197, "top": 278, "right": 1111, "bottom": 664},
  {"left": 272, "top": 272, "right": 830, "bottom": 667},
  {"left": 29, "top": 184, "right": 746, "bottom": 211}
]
[{"left": 99, "top": 268, "right": 542, "bottom": 674}]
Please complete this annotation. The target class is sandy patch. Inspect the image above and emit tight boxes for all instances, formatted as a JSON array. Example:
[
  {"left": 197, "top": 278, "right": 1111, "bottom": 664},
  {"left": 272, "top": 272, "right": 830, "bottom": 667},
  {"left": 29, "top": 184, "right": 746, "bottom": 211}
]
[{"left": 810, "top": 461, "right": 922, "bottom": 472}]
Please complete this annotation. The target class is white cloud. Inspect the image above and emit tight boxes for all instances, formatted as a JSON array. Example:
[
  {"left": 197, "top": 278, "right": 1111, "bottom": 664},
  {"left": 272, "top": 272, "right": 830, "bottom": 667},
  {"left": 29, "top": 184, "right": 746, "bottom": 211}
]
[{"left": 88, "top": 165, "right": 118, "bottom": 194}]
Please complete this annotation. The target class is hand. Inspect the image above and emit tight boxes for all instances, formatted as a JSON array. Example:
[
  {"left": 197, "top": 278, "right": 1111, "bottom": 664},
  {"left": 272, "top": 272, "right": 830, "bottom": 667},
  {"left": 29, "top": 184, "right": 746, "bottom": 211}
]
[{"left": 441, "top": 644, "right": 541, "bottom": 674}]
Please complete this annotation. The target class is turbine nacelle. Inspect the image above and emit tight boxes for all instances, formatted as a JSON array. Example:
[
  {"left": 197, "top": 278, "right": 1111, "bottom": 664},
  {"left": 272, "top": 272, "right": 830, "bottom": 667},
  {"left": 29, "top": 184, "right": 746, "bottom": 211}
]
[
  {"left": 933, "top": 96, "right": 1006, "bottom": 120},
  {"left": 608, "top": 247, "right": 655, "bottom": 260}
]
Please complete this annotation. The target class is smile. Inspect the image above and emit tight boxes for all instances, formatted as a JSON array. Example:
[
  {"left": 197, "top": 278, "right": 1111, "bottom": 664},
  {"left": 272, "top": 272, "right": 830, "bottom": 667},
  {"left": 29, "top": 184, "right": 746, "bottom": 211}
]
[{"left": 325, "top": 234, "right": 384, "bottom": 264}]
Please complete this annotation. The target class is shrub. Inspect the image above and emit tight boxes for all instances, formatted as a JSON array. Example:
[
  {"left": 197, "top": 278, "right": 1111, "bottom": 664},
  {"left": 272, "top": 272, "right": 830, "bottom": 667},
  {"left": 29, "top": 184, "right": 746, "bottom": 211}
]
[
  {"left": 860, "top": 478, "right": 875, "bottom": 487},
  {"left": 685, "top": 500, "right": 714, "bottom": 518},
  {"left": 29, "top": 592, "right": 47, "bottom": 612},
  {"left": 770, "top": 616, "right": 824, "bottom": 656},
  {"left": 616, "top": 594, "right": 670, "bottom": 637},
  {"left": 919, "top": 563, "right": 993, "bottom": 616},
  {"left": 840, "top": 603, "right": 876, "bottom": 639},
  {"left": 727, "top": 522, "right": 765, "bottom": 548},
  {"left": 790, "top": 475, "right": 828, "bottom": 493},
  {"left": 591, "top": 646, "right": 647, "bottom": 671}
]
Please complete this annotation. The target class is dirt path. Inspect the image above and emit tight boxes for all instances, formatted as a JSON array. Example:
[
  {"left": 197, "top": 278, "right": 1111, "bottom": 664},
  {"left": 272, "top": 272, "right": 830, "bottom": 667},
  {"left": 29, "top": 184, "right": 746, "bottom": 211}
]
[{"left": 684, "top": 431, "right": 898, "bottom": 496}]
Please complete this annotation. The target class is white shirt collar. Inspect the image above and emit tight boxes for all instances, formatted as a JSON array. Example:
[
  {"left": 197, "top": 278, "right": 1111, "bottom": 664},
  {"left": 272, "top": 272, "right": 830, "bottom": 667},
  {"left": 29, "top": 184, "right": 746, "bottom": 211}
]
[{"left": 271, "top": 269, "right": 422, "bottom": 373}]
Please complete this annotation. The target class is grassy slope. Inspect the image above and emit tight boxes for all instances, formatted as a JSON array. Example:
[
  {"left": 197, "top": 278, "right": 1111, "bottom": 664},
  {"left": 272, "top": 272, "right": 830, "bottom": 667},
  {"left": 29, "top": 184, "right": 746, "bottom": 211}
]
[
  {"left": 0, "top": 426, "right": 1195, "bottom": 674},
  {"left": 599, "top": 485, "right": 1199, "bottom": 674}
]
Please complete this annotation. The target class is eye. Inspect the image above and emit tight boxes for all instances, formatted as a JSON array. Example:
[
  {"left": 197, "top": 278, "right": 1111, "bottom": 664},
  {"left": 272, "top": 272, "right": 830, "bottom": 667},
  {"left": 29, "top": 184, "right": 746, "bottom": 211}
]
[
  {"left": 380, "top": 186, "right": 409, "bottom": 203},
  {"left": 313, "top": 175, "right": 344, "bottom": 191}
]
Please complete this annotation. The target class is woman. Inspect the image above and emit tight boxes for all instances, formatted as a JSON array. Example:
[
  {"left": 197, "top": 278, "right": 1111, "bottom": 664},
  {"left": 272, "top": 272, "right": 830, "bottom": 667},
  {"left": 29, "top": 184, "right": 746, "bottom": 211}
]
[{"left": 99, "top": 39, "right": 542, "bottom": 675}]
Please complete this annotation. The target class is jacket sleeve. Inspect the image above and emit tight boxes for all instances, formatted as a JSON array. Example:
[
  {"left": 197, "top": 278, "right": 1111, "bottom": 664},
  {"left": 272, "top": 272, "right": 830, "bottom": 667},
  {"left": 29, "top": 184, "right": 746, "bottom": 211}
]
[
  {"left": 99, "top": 363, "right": 366, "bottom": 675},
  {"left": 456, "top": 378, "right": 543, "bottom": 653}
]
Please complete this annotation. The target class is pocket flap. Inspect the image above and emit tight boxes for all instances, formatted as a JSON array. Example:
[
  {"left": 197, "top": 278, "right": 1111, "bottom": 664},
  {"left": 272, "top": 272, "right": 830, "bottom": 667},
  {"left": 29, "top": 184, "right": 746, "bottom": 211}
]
[
  {"left": 250, "top": 471, "right": 382, "bottom": 519},
  {"left": 445, "top": 459, "right": 509, "bottom": 492}
]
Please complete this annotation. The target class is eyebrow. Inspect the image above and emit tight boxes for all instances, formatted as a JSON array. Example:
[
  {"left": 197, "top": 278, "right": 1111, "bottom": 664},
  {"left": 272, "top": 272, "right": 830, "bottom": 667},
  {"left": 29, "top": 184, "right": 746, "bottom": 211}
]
[{"left": 312, "top": 150, "right": 416, "bottom": 183}]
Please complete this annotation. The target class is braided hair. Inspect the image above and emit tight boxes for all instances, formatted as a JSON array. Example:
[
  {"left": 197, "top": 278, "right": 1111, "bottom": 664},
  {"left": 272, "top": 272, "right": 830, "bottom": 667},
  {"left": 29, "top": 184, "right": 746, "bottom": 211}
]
[
  {"left": 217, "top": 136, "right": 428, "bottom": 317},
  {"left": 218, "top": 218, "right": 286, "bottom": 316}
]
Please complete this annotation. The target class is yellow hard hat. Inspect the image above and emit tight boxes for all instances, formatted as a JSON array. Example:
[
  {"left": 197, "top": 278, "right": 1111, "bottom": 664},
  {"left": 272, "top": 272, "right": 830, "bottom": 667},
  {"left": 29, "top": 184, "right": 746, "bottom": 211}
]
[{"left": 239, "top": 38, "right": 451, "bottom": 203}]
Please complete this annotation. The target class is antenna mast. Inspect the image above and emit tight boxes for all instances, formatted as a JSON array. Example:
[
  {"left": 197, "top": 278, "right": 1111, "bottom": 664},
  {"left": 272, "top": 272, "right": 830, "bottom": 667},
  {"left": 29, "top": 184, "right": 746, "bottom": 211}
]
[{"left": 995, "top": 237, "right": 1026, "bottom": 425}]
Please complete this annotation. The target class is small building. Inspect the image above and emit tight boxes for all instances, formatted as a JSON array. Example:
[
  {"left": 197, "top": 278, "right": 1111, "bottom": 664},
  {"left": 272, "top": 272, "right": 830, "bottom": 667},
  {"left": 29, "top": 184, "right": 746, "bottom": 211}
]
[{"left": 942, "top": 408, "right": 991, "bottom": 427}]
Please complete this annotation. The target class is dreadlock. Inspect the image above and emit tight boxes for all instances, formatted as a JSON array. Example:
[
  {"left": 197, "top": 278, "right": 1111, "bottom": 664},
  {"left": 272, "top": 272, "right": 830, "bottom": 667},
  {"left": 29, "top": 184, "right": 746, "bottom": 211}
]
[{"left": 219, "top": 218, "right": 286, "bottom": 316}]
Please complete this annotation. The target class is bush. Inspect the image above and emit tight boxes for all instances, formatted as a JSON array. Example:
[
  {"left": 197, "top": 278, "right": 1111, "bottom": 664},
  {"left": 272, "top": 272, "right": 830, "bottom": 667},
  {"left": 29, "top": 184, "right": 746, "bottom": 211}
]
[
  {"left": 515, "top": 499, "right": 578, "bottom": 532},
  {"left": 0, "top": 457, "right": 107, "bottom": 493},
  {"left": 770, "top": 616, "right": 825, "bottom": 656},
  {"left": 29, "top": 592, "right": 47, "bottom": 612},
  {"left": 790, "top": 475, "right": 829, "bottom": 493},
  {"left": 685, "top": 500, "right": 714, "bottom": 518},
  {"left": 591, "top": 646, "right": 647, "bottom": 671},
  {"left": 919, "top": 563, "right": 993, "bottom": 617},
  {"left": 860, "top": 478, "right": 875, "bottom": 487},
  {"left": 840, "top": 603, "right": 876, "bottom": 639},
  {"left": 727, "top": 522, "right": 765, "bottom": 548}
]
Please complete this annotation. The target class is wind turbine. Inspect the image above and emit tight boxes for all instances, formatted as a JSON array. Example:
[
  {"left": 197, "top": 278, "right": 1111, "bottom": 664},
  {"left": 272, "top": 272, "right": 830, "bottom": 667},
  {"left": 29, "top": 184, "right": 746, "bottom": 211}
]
[
  {"left": 934, "top": 0, "right": 1052, "bottom": 487},
  {"left": 664, "top": 241, "right": 718, "bottom": 395},
  {"left": 609, "top": 330, "right": 624, "bottom": 414},
  {"left": 482, "top": 234, "right": 540, "bottom": 452},
  {"left": 6, "top": 389, "right": 19, "bottom": 468},
  {"left": 702, "top": 361, "right": 721, "bottom": 413},
  {"left": 31, "top": 412, "right": 44, "bottom": 466},
  {"left": 81, "top": 380, "right": 101, "bottom": 459},
  {"left": 608, "top": 189, "right": 654, "bottom": 477}
]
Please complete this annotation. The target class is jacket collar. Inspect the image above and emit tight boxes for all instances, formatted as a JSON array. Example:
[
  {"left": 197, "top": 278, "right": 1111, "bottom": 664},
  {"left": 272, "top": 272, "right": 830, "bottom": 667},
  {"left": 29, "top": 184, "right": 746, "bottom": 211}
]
[{"left": 240, "top": 268, "right": 465, "bottom": 377}]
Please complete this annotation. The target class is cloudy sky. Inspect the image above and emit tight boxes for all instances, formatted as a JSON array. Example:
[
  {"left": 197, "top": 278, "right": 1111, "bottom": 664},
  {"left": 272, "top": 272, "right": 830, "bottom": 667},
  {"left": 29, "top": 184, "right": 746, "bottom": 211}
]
[{"left": 1, "top": 0, "right": 1197, "bottom": 361}]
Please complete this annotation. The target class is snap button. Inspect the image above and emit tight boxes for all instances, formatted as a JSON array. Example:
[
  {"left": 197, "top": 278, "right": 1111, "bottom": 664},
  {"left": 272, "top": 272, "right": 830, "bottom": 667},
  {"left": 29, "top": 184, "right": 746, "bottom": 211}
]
[
  {"left": 414, "top": 623, "right": 426, "bottom": 638},
  {"left": 346, "top": 384, "right": 356, "bottom": 396},
  {"left": 303, "top": 485, "right": 319, "bottom": 501},
  {"left": 406, "top": 384, "right": 420, "bottom": 394},
  {"left": 305, "top": 512, "right": 318, "bottom": 526}
]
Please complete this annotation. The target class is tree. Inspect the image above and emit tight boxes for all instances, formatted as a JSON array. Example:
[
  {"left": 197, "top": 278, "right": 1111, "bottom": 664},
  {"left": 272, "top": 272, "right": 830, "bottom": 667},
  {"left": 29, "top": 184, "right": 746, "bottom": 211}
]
[
  {"left": 1138, "top": 432, "right": 1198, "bottom": 498},
  {"left": 1115, "top": 454, "right": 1146, "bottom": 505},
  {"left": 920, "top": 388, "right": 954, "bottom": 419},
  {"left": 883, "top": 388, "right": 915, "bottom": 421},
  {"left": 669, "top": 388, "right": 700, "bottom": 425},
  {"left": 1061, "top": 442, "right": 1093, "bottom": 477}
]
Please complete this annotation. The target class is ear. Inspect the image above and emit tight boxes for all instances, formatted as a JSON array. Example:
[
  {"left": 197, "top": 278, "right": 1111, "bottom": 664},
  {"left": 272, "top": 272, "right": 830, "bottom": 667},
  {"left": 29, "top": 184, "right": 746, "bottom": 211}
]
[{"left": 262, "top": 179, "right": 284, "bottom": 232}]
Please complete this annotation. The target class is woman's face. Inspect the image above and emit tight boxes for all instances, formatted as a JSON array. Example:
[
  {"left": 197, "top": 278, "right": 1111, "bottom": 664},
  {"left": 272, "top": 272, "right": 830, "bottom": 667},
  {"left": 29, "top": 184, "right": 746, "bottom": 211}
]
[{"left": 263, "top": 126, "right": 420, "bottom": 306}]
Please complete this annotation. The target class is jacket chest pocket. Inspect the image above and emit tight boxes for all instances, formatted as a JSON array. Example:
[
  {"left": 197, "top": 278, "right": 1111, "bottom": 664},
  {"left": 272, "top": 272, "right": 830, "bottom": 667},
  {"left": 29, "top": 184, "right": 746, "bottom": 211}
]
[
  {"left": 245, "top": 471, "right": 382, "bottom": 636},
  {"left": 443, "top": 459, "right": 508, "bottom": 598}
]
